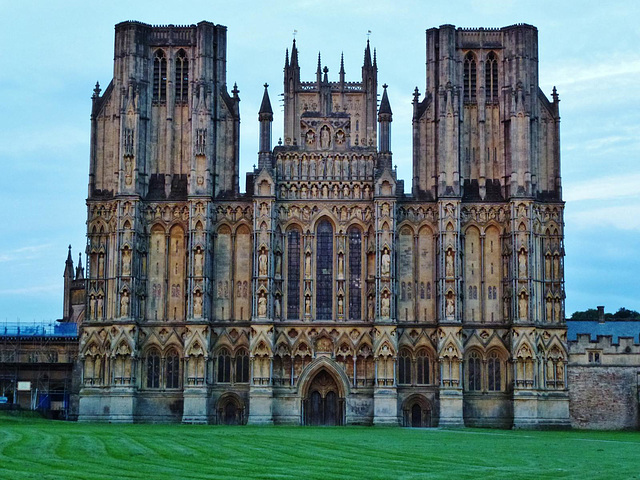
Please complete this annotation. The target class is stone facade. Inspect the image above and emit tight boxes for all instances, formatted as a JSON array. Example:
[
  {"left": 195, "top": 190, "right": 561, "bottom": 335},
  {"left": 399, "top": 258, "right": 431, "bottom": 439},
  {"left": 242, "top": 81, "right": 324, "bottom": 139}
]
[
  {"left": 76, "top": 21, "right": 569, "bottom": 427},
  {"left": 568, "top": 333, "right": 640, "bottom": 430}
]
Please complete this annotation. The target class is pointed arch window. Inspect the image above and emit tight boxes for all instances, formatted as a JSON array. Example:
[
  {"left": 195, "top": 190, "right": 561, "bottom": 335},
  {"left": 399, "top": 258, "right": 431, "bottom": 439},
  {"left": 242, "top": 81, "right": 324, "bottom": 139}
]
[
  {"left": 316, "top": 220, "right": 333, "bottom": 320},
  {"left": 485, "top": 52, "right": 499, "bottom": 103},
  {"left": 416, "top": 349, "right": 430, "bottom": 385},
  {"left": 487, "top": 351, "right": 502, "bottom": 391},
  {"left": 348, "top": 227, "right": 362, "bottom": 320},
  {"left": 463, "top": 52, "right": 477, "bottom": 103},
  {"left": 175, "top": 49, "right": 189, "bottom": 104},
  {"left": 217, "top": 348, "right": 231, "bottom": 383},
  {"left": 467, "top": 351, "right": 482, "bottom": 391},
  {"left": 398, "top": 349, "right": 412, "bottom": 385},
  {"left": 153, "top": 50, "right": 167, "bottom": 103},
  {"left": 146, "top": 349, "right": 161, "bottom": 388},
  {"left": 235, "top": 348, "right": 250, "bottom": 383},
  {"left": 165, "top": 350, "right": 180, "bottom": 389},
  {"left": 287, "top": 229, "right": 301, "bottom": 319}
]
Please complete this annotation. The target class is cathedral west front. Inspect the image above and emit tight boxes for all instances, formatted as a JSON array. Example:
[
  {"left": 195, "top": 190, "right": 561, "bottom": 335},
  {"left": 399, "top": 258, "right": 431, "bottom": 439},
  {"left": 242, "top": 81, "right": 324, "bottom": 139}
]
[{"left": 77, "top": 21, "right": 569, "bottom": 428}]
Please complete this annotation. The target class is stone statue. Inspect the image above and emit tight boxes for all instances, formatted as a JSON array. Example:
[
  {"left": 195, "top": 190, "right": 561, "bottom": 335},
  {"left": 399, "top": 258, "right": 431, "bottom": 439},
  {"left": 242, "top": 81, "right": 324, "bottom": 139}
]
[
  {"left": 368, "top": 297, "right": 374, "bottom": 320},
  {"left": 275, "top": 254, "right": 282, "bottom": 277},
  {"left": 305, "top": 254, "right": 311, "bottom": 277},
  {"left": 258, "top": 250, "right": 268, "bottom": 276},
  {"left": 446, "top": 250, "right": 454, "bottom": 277},
  {"left": 194, "top": 250, "right": 203, "bottom": 276},
  {"left": 274, "top": 297, "right": 281, "bottom": 319},
  {"left": 258, "top": 294, "right": 267, "bottom": 317},
  {"left": 120, "top": 293, "right": 129, "bottom": 317},
  {"left": 519, "top": 250, "right": 527, "bottom": 277},
  {"left": 381, "top": 294, "right": 390, "bottom": 318},
  {"left": 122, "top": 249, "right": 131, "bottom": 276},
  {"left": 446, "top": 296, "right": 455, "bottom": 317},
  {"left": 338, "top": 296, "right": 344, "bottom": 315},
  {"left": 320, "top": 126, "right": 331, "bottom": 149},
  {"left": 381, "top": 249, "right": 391, "bottom": 276},
  {"left": 338, "top": 254, "right": 344, "bottom": 278},
  {"left": 305, "top": 296, "right": 311, "bottom": 315},
  {"left": 519, "top": 294, "right": 528, "bottom": 320},
  {"left": 194, "top": 294, "right": 203, "bottom": 317}
]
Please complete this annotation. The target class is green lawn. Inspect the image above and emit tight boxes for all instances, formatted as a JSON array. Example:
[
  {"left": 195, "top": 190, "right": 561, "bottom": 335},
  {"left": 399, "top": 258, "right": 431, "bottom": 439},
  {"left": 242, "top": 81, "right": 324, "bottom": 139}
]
[{"left": 0, "top": 414, "right": 638, "bottom": 479}]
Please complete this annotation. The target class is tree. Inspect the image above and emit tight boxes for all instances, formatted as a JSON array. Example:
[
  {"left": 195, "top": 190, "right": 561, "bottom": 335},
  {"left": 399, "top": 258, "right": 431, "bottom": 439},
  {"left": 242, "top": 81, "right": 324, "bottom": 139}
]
[{"left": 569, "top": 307, "right": 640, "bottom": 320}]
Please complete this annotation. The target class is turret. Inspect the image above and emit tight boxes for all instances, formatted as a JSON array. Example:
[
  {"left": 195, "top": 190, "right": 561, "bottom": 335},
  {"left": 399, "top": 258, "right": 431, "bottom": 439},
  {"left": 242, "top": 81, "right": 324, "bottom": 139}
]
[
  {"left": 378, "top": 84, "right": 392, "bottom": 169},
  {"left": 63, "top": 245, "right": 74, "bottom": 321},
  {"left": 258, "top": 83, "right": 273, "bottom": 169}
]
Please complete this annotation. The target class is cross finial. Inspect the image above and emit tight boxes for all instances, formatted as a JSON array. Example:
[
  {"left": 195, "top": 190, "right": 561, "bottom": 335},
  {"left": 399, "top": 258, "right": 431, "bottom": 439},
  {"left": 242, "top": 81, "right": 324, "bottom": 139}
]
[
  {"left": 367, "top": 30, "right": 371, "bottom": 39},
  {"left": 293, "top": 29, "right": 297, "bottom": 40},
  {"left": 264, "top": 83, "right": 269, "bottom": 89}
]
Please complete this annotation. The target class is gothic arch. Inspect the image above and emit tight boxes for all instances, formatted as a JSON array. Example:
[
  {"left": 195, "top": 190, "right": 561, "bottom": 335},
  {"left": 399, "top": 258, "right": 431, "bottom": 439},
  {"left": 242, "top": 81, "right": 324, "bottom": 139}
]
[{"left": 297, "top": 357, "right": 350, "bottom": 398}]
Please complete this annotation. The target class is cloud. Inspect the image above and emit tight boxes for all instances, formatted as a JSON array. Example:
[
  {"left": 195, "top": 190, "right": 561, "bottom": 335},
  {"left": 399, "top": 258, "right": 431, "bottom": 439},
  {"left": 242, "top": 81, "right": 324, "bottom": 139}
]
[
  {"left": 564, "top": 173, "right": 640, "bottom": 202},
  {"left": 568, "top": 203, "right": 640, "bottom": 231},
  {"left": 0, "top": 244, "right": 54, "bottom": 263},
  {"left": 0, "top": 284, "right": 60, "bottom": 296}
]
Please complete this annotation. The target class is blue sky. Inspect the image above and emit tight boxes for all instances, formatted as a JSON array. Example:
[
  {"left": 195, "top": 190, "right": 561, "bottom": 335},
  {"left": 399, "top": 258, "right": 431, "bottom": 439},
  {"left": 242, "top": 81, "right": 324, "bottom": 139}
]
[{"left": 0, "top": 0, "right": 638, "bottom": 321}]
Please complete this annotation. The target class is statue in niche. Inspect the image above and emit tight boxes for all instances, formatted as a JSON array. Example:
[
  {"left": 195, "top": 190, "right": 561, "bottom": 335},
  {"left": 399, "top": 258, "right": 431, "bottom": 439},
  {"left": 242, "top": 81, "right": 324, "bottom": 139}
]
[
  {"left": 545, "top": 256, "right": 551, "bottom": 279},
  {"left": 279, "top": 185, "right": 286, "bottom": 199},
  {"left": 546, "top": 297, "right": 553, "bottom": 322},
  {"left": 310, "top": 160, "right": 317, "bottom": 178},
  {"left": 124, "top": 157, "right": 133, "bottom": 186},
  {"left": 381, "top": 249, "right": 391, "bottom": 276},
  {"left": 338, "top": 296, "right": 344, "bottom": 316},
  {"left": 89, "top": 296, "right": 96, "bottom": 319},
  {"left": 321, "top": 184, "right": 329, "bottom": 198},
  {"left": 305, "top": 253, "right": 312, "bottom": 277},
  {"left": 194, "top": 250, "right": 203, "bottom": 276},
  {"left": 320, "top": 126, "right": 331, "bottom": 149},
  {"left": 120, "top": 292, "right": 129, "bottom": 317},
  {"left": 381, "top": 203, "right": 390, "bottom": 217},
  {"left": 258, "top": 249, "right": 268, "bottom": 276},
  {"left": 519, "top": 293, "right": 528, "bottom": 320},
  {"left": 326, "top": 157, "right": 333, "bottom": 177},
  {"left": 343, "top": 184, "right": 350, "bottom": 198},
  {"left": 554, "top": 299, "right": 561, "bottom": 322},
  {"left": 121, "top": 249, "right": 131, "bottom": 276},
  {"left": 518, "top": 250, "right": 527, "bottom": 277},
  {"left": 194, "top": 294, "right": 203, "bottom": 317},
  {"left": 274, "top": 297, "right": 281, "bottom": 319},
  {"left": 446, "top": 295, "right": 455, "bottom": 318},
  {"left": 311, "top": 184, "right": 318, "bottom": 198},
  {"left": 258, "top": 294, "right": 267, "bottom": 317},
  {"left": 338, "top": 254, "right": 344, "bottom": 278},
  {"left": 367, "top": 296, "right": 374, "bottom": 320},
  {"left": 305, "top": 296, "right": 311, "bottom": 315},
  {"left": 381, "top": 293, "right": 390, "bottom": 318},
  {"left": 553, "top": 256, "right": 560, "bottom": 278},
  {"left": 332, "top": 184, "right": 339, "bottom": 198},
  {"left": 446, "top": 250, "right": 454, "bottom": 277},
  {"left": 97, "top": 297, "right": 104, "bottom": 318},
  {"left": 301, "top": 185, "right": 307, "bottom": 198},
  {"left": 306, "top": 130, "right": 316, "bottom": 146},
  {"left": 275, "top": 254, "right": 282, "bottom": 277}
]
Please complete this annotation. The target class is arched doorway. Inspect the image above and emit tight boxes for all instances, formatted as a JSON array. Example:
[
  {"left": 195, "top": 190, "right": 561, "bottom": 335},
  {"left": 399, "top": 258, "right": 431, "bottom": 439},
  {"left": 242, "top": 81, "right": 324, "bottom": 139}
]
[
  {"left": 402, "top": 395, "right": 432, "bottom": 428},
  {"left": 304, "top": 369, "right": 344, "bottom": 426},
  {"left": 217, "top": 394, "right": 245, "bottom": 425}
]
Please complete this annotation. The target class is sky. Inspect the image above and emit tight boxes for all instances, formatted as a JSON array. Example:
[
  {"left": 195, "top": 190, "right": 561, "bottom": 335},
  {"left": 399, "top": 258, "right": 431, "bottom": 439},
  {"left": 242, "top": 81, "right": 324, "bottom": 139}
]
[{"left": 0, "top": 0, "right": 638, "bottom": 321}]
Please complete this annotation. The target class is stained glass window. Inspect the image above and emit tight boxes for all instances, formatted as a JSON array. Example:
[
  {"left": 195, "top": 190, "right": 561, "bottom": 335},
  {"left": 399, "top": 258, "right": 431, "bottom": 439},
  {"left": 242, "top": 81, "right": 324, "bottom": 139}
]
[
  {"left": 348, "top": 228, "right": 362, "bottom": 320},
  {"left": 287, "top": 229, "right": 301, "bottom": 319},
  {"left": 316, "top": 220, "right": 333, "bottom": 320}
]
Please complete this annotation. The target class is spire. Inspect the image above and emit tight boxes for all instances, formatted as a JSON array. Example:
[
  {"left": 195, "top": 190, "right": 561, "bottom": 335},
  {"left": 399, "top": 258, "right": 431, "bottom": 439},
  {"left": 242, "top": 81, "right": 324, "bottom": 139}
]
[
  {"left": 285, "top": 48, "right": 289, "bottom": 68},
  {"left": 317, "top": 52, "right": 322, "bottom": 74},
  {"left": 364, "top": 39, "right": 372, "bottom": 68},
  {"left": 64, "top": 245, "right": 74, "bottom": 278},
  {"left": 259, "top": 83, "right": 273, "bottom": 116},
  {"left": 373, "top": 48, "right": 377, "bottom": 68},
  {"left": 339, "top": 52, "right": 345, "bottom": 84},
  {"left": 75, "top": 252, "right": 84, "bottom": 280},
  {"left": 378, "top": 84, "right": 392, "bottom": 116},
  {"left": 291, "top": 39, "right": 299, "bottom": 68}
]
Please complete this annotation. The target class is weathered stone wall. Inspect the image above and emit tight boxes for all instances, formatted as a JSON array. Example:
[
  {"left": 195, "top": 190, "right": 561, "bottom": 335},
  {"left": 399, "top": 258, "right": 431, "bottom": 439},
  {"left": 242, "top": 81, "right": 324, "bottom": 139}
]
[
  {"left": 568, "top": 366, "right": 638, "bottom": 429},
  {"left": 568, "top": 334, "right": 640, "bottom": 430}
]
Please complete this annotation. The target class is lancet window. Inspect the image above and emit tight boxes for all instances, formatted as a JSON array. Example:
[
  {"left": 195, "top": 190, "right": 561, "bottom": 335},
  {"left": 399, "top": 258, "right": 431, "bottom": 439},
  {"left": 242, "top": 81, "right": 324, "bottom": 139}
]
[
  {"left": 348, "top": 227, "right": 362, "bottom": 320},
  {"left": 316, "top": 220, "right": 333, "bottom": 320},
  {"left": 175, "top": 49, "right": 189, "bottom": 104},
  {"left": 287, "top": 229, "right": 301, "bottom": 319},
  {"left": 463, "top": 52, "right": 477, "bottom": 102},
  {"left": 153, "top": 49, "right": 167, "bottom": 103},
  {"left": 146, "top": 349, "right": 161, "bottom": 388},
  {"left": 485, "top": 51, "right": 499, "bottom": 103}
]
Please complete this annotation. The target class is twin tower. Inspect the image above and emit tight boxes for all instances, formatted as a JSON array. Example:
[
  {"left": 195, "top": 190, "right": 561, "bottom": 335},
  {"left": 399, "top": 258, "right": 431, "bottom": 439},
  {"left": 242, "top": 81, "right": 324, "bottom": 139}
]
[{"left": 78, "top": 21, "right": 567, "bottom": 428}]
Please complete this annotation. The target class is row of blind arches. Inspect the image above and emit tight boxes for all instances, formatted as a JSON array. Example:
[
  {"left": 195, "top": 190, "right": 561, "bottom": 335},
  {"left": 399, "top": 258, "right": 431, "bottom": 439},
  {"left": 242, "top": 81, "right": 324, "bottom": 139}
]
[
  {"left": 464, "top": 51, "right": 499, "bottom": 103},
  {"left": 153, "top": 49, "right": 189, "bottom": 104}
]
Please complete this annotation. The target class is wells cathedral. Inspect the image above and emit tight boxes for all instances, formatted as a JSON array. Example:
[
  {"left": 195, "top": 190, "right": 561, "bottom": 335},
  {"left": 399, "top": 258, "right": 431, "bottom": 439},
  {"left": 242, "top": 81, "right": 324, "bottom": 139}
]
[{"left": 75, "top": 21, "right": 568, "bottom": 427}]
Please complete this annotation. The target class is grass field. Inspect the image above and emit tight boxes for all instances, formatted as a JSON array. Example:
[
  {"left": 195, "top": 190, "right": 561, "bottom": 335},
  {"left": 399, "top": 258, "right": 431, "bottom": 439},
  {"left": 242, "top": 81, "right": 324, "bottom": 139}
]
[{"left": 1, "top": 413, "right": 639, "bottom": 479}]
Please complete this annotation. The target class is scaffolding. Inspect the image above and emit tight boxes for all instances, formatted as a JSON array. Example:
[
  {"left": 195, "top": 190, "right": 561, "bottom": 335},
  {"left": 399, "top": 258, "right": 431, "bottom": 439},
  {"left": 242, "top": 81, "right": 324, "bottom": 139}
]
[{"left": 0, "top": 322, "right": 78, "bottom": 419}]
